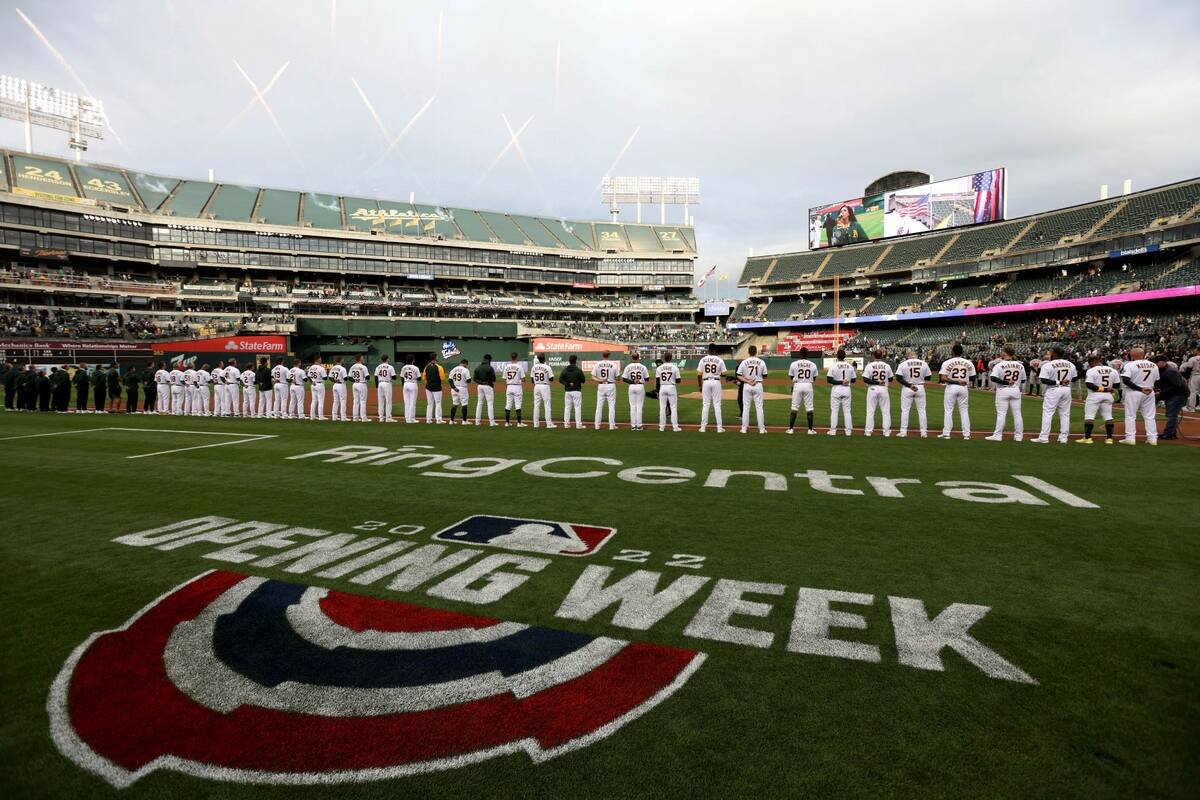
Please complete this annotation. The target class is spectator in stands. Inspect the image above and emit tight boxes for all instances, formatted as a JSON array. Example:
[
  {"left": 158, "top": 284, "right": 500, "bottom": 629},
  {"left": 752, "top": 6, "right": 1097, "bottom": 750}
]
[{"left": 1154, "top": 354, "right": 1188, "bottom": 440}]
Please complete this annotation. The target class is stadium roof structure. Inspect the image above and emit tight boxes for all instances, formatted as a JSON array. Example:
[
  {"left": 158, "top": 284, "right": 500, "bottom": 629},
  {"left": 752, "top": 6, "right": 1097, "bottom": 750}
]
[
  {"left": 0, "top": 149, "right": 696, "bottom": 256},
  {"left": 740, "top": 176, "right": 1200, "bottom": 289}
]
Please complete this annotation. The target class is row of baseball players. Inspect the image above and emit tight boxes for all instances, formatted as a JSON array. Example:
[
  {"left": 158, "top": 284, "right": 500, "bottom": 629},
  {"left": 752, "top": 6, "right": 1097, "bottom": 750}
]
[{"left": 149, "top": 343, "right": 1164, "bottom": 443}]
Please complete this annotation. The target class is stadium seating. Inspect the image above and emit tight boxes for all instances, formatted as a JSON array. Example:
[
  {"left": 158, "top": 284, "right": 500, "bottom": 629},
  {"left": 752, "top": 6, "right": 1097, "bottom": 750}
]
[
  {"left": 1091, "top": 180, "right": 1200, "bottom": 238},
  {"left": 820, "top": 245, "right": 882, "bottom": 278},
  {"left": 873, "top": 234, "right": 953, "bottom": 272},
  {"left": 862, "top": 290, "right": 927, "bottom": 316},
  {"left": 936, "top": 220, "right": 1028, "bottom": 264},
  {"left": 769, "top": 251, "right": 827, "bottom": 283},
  {"left": 1008, "top": 200, "right": 1120, "bottom": 251},
  {"left": 763, "top": 298, "right": 812, "bottom": 321}
]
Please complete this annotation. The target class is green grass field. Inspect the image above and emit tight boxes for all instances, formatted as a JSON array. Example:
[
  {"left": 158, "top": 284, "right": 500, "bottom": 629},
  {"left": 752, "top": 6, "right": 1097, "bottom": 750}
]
[{"left": 1, "top": 383, "right": 1196, "bottom": 799}]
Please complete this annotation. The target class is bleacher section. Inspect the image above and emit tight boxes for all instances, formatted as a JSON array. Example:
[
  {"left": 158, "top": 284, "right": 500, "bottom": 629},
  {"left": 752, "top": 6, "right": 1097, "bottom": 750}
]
[
  {"left": 820, "top": 245, "right": 881, "bottom": 278},
  {"left": 768, "top": 251, "right": 827, "bottom": 283},
  {"left": 1008, "top": 199, "right": 1119, "bottom": 250},
  {"left": 763, "top": 299, "right": 812, "bottom": 321},
  {"left": 1092, "top": 180, "right": 1200, "bottom": 238},
  {"left": 0, "top": 149, "right": 695, "bottom": 255}
]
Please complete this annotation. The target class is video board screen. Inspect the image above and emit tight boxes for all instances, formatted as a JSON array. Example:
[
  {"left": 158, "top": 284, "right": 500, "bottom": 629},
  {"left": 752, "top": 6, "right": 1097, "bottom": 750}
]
[{"left": 808, "top": 168, "right": 1005, "bottom": 249}]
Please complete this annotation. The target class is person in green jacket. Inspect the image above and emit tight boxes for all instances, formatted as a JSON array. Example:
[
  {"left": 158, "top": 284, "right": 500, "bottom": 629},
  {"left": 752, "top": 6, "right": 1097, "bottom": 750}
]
[
  {"left": 558, "top": 354, "right": 586, "bottom": 429},
  {"left": 829, "top": 204, "right": 870, "bottom": 247},
  {"left": 50, "top": 366, "right": 71, "bottom": 411},
  {"left": 123, "top": 364, "right": 142, "bottom": 413},
  {"left": 72, "top": 363, "right": 90, "bottom": 411},
  {"left": 472, "top": 354, "right": 497, "bottom": 426},
  {"left": 91, "top": 365, "right": 108, "bottom": 412},
  {"left": 106, "top": 363, "right": 123, "bottom": 412}
]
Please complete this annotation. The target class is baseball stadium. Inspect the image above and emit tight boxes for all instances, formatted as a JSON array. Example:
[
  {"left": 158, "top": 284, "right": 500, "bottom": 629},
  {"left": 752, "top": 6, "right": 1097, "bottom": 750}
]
[{"left": 1, "top": 3, "right": 1197, "bottom": 799}]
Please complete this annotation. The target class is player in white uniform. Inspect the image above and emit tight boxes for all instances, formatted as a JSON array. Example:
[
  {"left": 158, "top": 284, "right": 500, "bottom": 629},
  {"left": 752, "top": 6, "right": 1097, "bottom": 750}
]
[
  {"left": 270, "top": 359, "right": 289, "bottom": 419},
  {"left": 397, "top": 356, "right": 421, "bottom": 423},
  {"left": 224, "top": 361, "right": 241, "bottom": 417},
  {"left": 286, "top": 360, "right": 305, "bottom": 419},
  {"left": 501, "top": 353, "right": 527, "bottom": 427},
  {"left": 736, "top": 346, "right": 768, "bottom": 434},
  {"left": 622, "top": 352, "right": 650, "bottom": 431},
  {"left": 1031, "top": 347, "right": 1078, "bottom": 443},
  {"left": 591, "top": 351, "right": 619, "bottom": 430},
  {"left": 239, "top": 364, "right": 257, "bottom": 416},
  {"left": 1120, "top": 347, "right": 1159, "bottom": 446},
  {"left": 182, "top": 365, "right": 198, "bottom": 415},
  {"left": 169, "top": 364, "right": 185, "bottom": 415},
  {"left": 826, "top": 348, "right": 857, "bottom": 436},
  {"left": 475, "top": 354, "right": 498, "bottom": 426},
  {"left": 213, "top": 361, "right": 227, "bottom": 416},
  {"left": 1078, "top": 354, "right": 1118, "bottom": 444},
  {"left": 786, "top": 349, "right": 819, "bottom": 435},
  {"left": 861, "top": 350, "right": 894, "bottom": 436},
  {"left": 938, "top": 344, "right": 976, "bottom": 439},
  {"left": 347, "top": 356, "right": 369, "bottom": 421},
  {"left": 696, "top": 344, "right": 727, "bottom": 433},
  {"left": 655, "top": 351, "right": 682, "bottom": 432},
  {"left": 326, "top": 357, "right": 348, "bottom": 421},
  {"left": 894, "top": 350, "right": 931, "bottom": 437},
  {"left": 529, "top": 355, "right": 555, "bottom": 428},
  {"left": 374, "top": 355, "right": 396, "bottom": 422},
  {"left": 447, "top": 359, "right": 472, "bottom": 424},
  {"left": 1182, "top": 346, "right": 1200, "bottom": 412},
  {"left": 154, "top": 365, "right": 170, "bottom": 414},
  {"left": 307, "top": 356, "right": 328, "bottom": 420},
  {"left": 194, "top": 364, "right": 212, "bottom": 416},
  {"left": 985, "top": 345, "right": 1027, "bottom": 441}
]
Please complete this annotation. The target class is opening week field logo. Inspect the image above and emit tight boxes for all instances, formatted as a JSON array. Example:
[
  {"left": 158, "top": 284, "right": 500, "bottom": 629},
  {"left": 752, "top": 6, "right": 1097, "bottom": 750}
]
[{"left": 50, "top": 570, "right": 704, "bottom": 787}]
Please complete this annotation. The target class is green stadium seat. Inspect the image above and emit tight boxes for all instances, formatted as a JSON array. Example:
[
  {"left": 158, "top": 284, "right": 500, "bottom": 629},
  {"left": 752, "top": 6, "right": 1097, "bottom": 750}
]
[
  {"left": 302, "top": 192, "right": 343, "bottom": 229},
  {"left": 206, "top": 184, "right": 258, "bottom": 222},
  {"left": 161, "top": 180, "right": 217, "bottom": 218},
  {"left": 74, "top": 165, "right": 140, "bottom": 207},
  {"left": 129, "top": 172, "right": 181, "bottom": 212},
  {"left": 257, "top": 189, "right": 301, "bottom": 227}
]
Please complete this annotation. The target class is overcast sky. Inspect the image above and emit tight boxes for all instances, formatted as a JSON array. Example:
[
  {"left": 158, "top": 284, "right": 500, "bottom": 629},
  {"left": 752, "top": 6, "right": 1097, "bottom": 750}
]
[{"left": 2, "top": 0, "right": 1198, "bottom": 295}]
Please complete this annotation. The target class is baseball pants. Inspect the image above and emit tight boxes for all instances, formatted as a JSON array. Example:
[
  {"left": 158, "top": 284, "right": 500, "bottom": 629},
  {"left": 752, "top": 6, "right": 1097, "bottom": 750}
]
[
  {"left": 227, "top": 385, "right": 240, "bottom": 417},
  {"left": 425, "top": 389, "right": 443, "bottom": 423},
  {"left": 332, "top": 384, "right": 347, "bottom": 420},
  {"left": 659, "top": 387, "right": 678, "bottom": 430},
  {"left": 942, "top": 385, "right": 970, "bottom": 437},
  {"left": 790, "top": 382, "right": 814, "bottom": 412},
  {"left": 290, "top": 385, "right": 306, "bottom": 419},
  {"left": 628, "top": 384, "right": 646, "bottom": 429},
  {"left": 741, "top": 383, "right": 765, "bottom": 432},
  {"left": 274, "top": 384, "right": 289, "bottom": 418},
  {"left": 377, "top": 382, "right": 394, "bottom": 421},
  {"left": 309, "top": 385, "right": 326, "bottom": 419},
  {"left": 533, "top": 385, "right": 554, "bottom": 427},
  {"left": 699, "top": 379, "right": 723, "bottom": 431},
  {"left": 352, "top": 383, "right": 368, "bottom": 420},
  {"left": 1038, "top": 386, "right": 1072, "bottom": 441},
  {"left": 243, "top": 386, "right": 256, "bottom": 417},
  {"left": 899, "top": 385, "right": 926, "bottom": 434},
  {"left": 475, "top": 385, "right": 495, "bottom": 424},
  {"left": 864, "top": 385, "right": 891, "bottom": 435},
  {"left": 595, "top": 384, "right": 616, "bottom": 428},
  {"left": 993, "top": 386, "right": 1024, "bottom": 439},
  {"left": 403, "top": 383, "right": 419, "bottom": 422},
  {"left": 1123, "top": 391, "right": 1157, "bottom": 443},
  {"left": 829, "top": 385, "right": 852, "bottom": 434},
  {"left": 563, "top": 390, "right": 582, "bottom": 427}
]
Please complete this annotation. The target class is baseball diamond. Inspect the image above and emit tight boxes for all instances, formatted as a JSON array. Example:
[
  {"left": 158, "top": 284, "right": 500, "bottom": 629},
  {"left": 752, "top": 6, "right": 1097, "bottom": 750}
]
[{"left": 1, "top": 4, "right": 1199, "bottom": 799}]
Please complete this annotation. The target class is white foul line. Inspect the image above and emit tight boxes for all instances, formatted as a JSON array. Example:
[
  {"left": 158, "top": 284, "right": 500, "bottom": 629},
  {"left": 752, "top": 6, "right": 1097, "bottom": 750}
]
[{"left": 0, "top": 426, "right": 277, "bottom": 459}]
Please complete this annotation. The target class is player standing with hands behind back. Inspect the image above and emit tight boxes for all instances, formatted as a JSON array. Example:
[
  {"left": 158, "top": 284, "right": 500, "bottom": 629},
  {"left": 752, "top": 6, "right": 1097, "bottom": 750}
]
[
  {"left": 348, "top": 355, "right": 370, "bottom": 422},
  {"left": 1119, "top": 347, "right": 1159, "bottom": 446},
  {"left": 591, "top": 351, "right": 619, "bottom": 430},
  {"left": 374, "top": 355, "right": 396, "bottom": 423},
  {"left": 786, "top": 349, "right": 819, "bottom": 435},
  {"left": 986, "top": 345, "right": 1027, "bottom": 441},
  {"left": 696, "top": 344, "right": 727, "bottom": 433},
  {"left": 655, "top": 351, "right": 682, "bottom": 432},
  {"left": 1031, "top": 347, "right": 1076, "bottom": 444},
  {"left": 938, "top": 343, "right": 975, "bottom": 439},
  {"left": 826, "top": 348, "right": 856, "bottom": 436},
  {"left": 1078, "top": 354, "right": 1118, "bottom": 444},
  {"left": 531, "top": 354, "right": 556, "bottom": 429},
  {"left": 737, "top": 345, "right": 768, "bottom": 434},
  {"left": 622, "top": 352, "right": 650, "bottom": 431},
  {"left": 861, "top": 350, "right": 894, "bottom": 436}
]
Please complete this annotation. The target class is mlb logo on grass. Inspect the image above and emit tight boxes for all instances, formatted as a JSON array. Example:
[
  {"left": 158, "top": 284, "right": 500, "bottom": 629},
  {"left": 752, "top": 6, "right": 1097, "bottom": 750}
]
[{"left": 433, "top": 516, "right": 616, "bottom": 556}]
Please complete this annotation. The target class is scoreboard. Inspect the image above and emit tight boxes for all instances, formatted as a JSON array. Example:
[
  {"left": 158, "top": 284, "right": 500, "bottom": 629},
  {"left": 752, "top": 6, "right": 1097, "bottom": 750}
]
[{"left": 0, "top": 339, "right": 152, "bottom": 364}]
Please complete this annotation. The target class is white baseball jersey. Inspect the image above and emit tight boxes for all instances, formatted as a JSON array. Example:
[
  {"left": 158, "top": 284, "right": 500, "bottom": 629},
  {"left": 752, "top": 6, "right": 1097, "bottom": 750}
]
[
  {"left": 1182, "top": 355, "right": 1200, "bottom": 378},
  {"left": 1121, "top": 359, "right": 1159, "bottom": 390},
  {"left": 210, "top": 368, "right": 223, "bottom": 385},
  {"left": 896, "top": 358, "right": 931, "bottom": 386},
  {"left": 826, "top": 360, "right": 856, "bottom": 385},
  {"left": 1085, "top": 365, "right": 1118, "bottom": 394},
  {"left": 195, "top": 369, "right": 211, "bottom": 387},
  {"left": 328, "top": 364, "right": 348, "bottom": 383},
  {"left": 240, "top": 368, "right": 256, "bottom": 387},
  {"left": 989, "top": 359, "right": 1027, "bottom": 387},
  {"left": 788, "top": 359, "right": 819, "bottom": 383},
  {"left": 271, "top": 364, "right": 288, "bottom": 384},
  {"left": 531, "top": 363, "right": 554, "bottom": 385},
  {"left": 224, "top": 365, "right": 240, "bottom": 385},
  {"left": 348, "top": 363, "right": 369, "bottom": 384},
  {"left": 501, "top": 362, "right": 527, "bottom": 385},
  {"left": 696, "top": 355, "right": 726, "bottom": 381},
  {"left": 183, "top": 368, "right": 197, "bottom": 386},
  {"left": 622, "top": 362, "right": 650, "bottom": 384},
  {"left": 169, "top": 368, "right": 184, "bottom": 386},
  {"left": 307, "top": 364, "right": 328, "bottom": 384},
  {"left": 736, "top": 357, "right": 767, "bottom": 384},
  {"left": 1038, "top": 359, "right": 1078, "bottom": 386},
  {"left": 656, "top": 363, "right": 681, "bottom": 385},
  {"left": 939, "top": 357, "right": 976, "bottom": 384},
  {"left": 448, "top": 365, "right": 471, "bottom": 389},
  {"left": 398, "top": 364, "right": 420, "bottom": 383},
  {"left": 863, "top": 360, "right": 894, "bottom": 385},
  {"left": 155, "top": 368, "right": 169, "bottom": 385},
  {"left": 591, "top": 360, "right": 619, "bottom": 384},
  {"left": 374, "top": 363, "right": 396, "bottom": 383}
]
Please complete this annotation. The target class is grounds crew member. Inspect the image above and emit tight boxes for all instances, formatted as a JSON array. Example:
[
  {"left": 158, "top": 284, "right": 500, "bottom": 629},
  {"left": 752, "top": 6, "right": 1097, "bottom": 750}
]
[
  {"left": 107, "top": 363, "right": 123, "bottom": 412},
  {"left": 73, "top": 362, "right": 90, "bottom": 411},
  {"left": 473, "top": 353, "right": 497, "bottom": 426},
  {"left": 124, "top": 362, "right": 141, "bottom": 413},
  {"left": 51, "top": 365, "right": 71, "bottom": 412},
  {"left": 423, "top": 351, "right": 446, "bottom": 424},
  {"left": 91, "top": 363, "right": 108, "bottom": 412},
  {"left": 559, "top": 354, "right": 585, "bottom": 429},
  {"left": 2, "top": 360, "right": 16, "bottom": 410}
]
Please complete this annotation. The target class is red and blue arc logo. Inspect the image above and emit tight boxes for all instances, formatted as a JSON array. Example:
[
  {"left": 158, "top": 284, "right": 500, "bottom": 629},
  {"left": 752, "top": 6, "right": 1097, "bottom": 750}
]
[{"left": 49, "top": 571, "right": 705, "bottom": 787}]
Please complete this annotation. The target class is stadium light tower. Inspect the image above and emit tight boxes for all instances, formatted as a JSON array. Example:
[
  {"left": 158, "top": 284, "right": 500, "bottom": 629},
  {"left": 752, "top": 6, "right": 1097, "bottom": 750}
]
[
  {"left": 0, "top": 75, "right": 107, "bottom": 161},
  {"left": 601, "top": 176, "right": 699, "bottom": 225}
]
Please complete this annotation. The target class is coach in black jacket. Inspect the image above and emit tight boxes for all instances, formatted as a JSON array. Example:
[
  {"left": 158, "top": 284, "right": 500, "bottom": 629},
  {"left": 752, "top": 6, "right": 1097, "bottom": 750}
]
[{"left": 1155, "top": 356, "right": 1188, "bottom": 440}]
